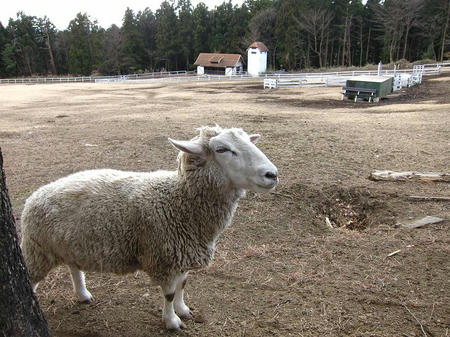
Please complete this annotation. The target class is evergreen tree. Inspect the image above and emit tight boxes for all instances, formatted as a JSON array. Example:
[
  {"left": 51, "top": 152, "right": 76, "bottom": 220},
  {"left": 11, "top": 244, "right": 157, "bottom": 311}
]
[
  {"left": 4, "top": 13, "right": 44, "bottom": 76},
  {"left": 37, "top": 17, "right": 58, "bottom": 74},
  {"left": 177, "top": 0, "right": 194, "bottom": 69},
  {"left": 121, "top": 8, "right": 145, "bottom": 73},
  {"left": 275, "top": 0, "right": 306, "bottom": 69},
  {"left": 0, "top": 23, "right": 8, "bottom": 76},
  {"left": 1, "top": 43, "right": 17, "bottom": 76},
  {"left": 192, "top": 3, "right": 212, "bottom": 57},
  {"left": 67, "top": 13, "right": 104, "bottom": 75},
  {"left": 53, "top": 31, "right": 69, "bottom": 74},
  {"left": 101, "top": 24, "right": 121, "bottom": 74},
  {"left": 230, "top": 3, "right": 251, "bottom": 53},
  {"left": 210, "top": 1, "right": 235, "bottom": 52},
  {"left": 156, "top": 1, "right": 179, "bottom": 70},
  {"left": 138, "top": 8, "right": 157, "bottom": 71},
  {"left": 67, "top": 13, "right": 94, "bottom": 75}
]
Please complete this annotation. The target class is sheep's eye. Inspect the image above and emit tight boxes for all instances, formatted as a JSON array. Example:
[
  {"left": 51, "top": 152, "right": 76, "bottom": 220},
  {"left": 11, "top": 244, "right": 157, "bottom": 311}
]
[{"left": 216, "top": 147, "right": 230, "bottom": 153}]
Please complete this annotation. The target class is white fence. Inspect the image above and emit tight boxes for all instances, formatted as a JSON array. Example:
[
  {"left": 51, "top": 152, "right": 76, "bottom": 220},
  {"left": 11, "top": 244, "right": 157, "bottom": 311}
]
[
  {"left": 0, "top": 62, "right": 447, "bottom": 86},
  {"left": 263, "top": 63, "right": 444, "bottom": 89},
  {"left": 0, "top": 70, "right": 196, "bottom": 84}
]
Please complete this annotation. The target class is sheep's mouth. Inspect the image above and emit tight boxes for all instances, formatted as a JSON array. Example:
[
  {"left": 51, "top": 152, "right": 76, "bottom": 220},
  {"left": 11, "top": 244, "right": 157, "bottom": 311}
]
[{"left": 255, "top": 182, "right": 278, "bottom": 191}]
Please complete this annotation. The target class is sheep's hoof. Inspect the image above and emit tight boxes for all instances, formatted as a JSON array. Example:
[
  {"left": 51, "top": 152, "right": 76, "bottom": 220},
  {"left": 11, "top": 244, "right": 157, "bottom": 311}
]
[
  {"left": 175, "top": 304, "right": 192, "bottom": 320},
  {"left": 77, "top": 291, "right": 94, "bottom": 304},
  {"left": 80, "top": 297, "right": 94, "bottom": 304},
  {"left": 178, "top": 310, "right": 193, "bottom": 320},
  {"left": 165, "top": 315, "right": 186, "bottom": 331}
]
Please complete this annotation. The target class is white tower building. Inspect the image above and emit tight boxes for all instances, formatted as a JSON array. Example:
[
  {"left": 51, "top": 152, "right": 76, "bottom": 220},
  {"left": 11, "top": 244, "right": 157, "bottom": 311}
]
[{"left": 247, "top": 42, "right": 268, "bottom": 77}]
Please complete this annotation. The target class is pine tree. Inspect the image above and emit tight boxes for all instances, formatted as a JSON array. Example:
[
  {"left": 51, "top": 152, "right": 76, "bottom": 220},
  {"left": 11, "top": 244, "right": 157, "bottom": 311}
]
[
  {"left": 101, "top": 24, "right": 121, "bottom": 74},
  {"left": 67, "top": 13, "right": 94, "bottom": 75},
  {"left": 121, "top": 8, "right": 145, "bottom": 73},
  {"left": 53, "top": 31, "right": 69, "bottom": 74},
  {"left": 192, "top": 3, "right": 211, "bottom": 57},
  {"left": 138, "top": 8, "right": 157, "bottom": 71},
  {"left": 5, "top": 13, "right": 45, "bottom": 76},
  {"left": 0, "top": 23, "right": 8, "bottom": 76},
  {"left": 210, "top": 1, "right": 235, "bottom": 52},
  {"left": 156, "top": 1, "right": 179, "bottom": 70},
  {"left": 37, "top": 17, "right": 58, "bottom": 74},
  {"left": 177, "top": 0, "right": 194, "bottom": 69}
]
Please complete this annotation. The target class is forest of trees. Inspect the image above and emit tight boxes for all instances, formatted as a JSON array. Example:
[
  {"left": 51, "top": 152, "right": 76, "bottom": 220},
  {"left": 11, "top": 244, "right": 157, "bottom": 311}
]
[{"left": 0, "top": 0, "right": 448, "bottom": 77}]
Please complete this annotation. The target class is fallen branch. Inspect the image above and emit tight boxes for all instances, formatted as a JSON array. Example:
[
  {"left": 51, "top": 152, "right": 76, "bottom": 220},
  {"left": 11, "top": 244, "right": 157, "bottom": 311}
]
[
  {"left": 369, "top": 170, "right": 450, "bottom": 182},
  {"left": 403, "top": 216, "right": 445, "bottom": 229},
  {"left": 408, "top": 195, "right": 450, "bottom": 202},
  {"left": 387, "top": 249, "right": 401, "bottom": 257}
]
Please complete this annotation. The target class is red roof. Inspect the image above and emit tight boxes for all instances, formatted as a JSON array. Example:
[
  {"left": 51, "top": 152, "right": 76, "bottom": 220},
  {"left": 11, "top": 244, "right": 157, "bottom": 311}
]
[
  {"left": 194, "top": 53, "right": 244, "bottom": 68},
  {"left": 248, "top": 42, "right": 268, "bottom": 52}
]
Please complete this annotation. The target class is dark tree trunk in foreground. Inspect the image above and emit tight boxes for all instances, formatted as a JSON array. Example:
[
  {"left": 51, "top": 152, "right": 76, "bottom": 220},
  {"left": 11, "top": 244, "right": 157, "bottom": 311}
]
[{"left": 0, "top": 148, "right": 51, "bottom": 337}]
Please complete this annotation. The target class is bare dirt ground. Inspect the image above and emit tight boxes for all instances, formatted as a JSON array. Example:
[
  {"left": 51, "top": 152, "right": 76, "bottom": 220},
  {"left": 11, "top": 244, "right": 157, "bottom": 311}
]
[{"left": 1, "top": 74, "right": 449, "bottom": 337}]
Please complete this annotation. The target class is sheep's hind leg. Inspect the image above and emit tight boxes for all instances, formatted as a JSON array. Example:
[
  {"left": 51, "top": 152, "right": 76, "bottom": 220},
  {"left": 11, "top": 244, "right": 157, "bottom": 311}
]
[
  {"left": 21, "top": 238, "right": 55, "bottom": 293},
  {"left": 161, "top": 275, "right": 186, "bottom": 330},
  {"left": 174, "top": 272, "right": 192, "bottom": 320},
  {"left": 69, "top": 266, "right": 93, "bottom": 303}
]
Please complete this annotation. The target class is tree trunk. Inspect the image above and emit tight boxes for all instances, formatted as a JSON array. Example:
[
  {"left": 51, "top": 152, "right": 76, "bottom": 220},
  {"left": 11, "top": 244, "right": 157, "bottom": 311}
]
[
  {"left": 23, "top": 51, "right": 33, "bottom": 76},
  {"left": 441, "top": 0, "right": 450, "bottom": 62},
  {"left": 402, "top": 23, "right": 411, "bottom": 60},
  {"left": 330, "top": 42, "right": 335, "bottom": 67},
  {"left": 316, "top": 34, "right": 322, "bottom": 68},
  {"left": 0, "top": 148, "right": 51, "bottom": 337},
  {"left": 45, "top": 33, "right": 57, "bottom": 75},
  {"left": 389, "top": 36, "right": 395, "bottom": 63},
  {"left": 365, "top": 25, "right": 371, "bottom": 64},
  {"left": 341, "top": 18, "right": 347, "bottom": 66},
  {"left": 359, "top": 19, "right": 364, "bottom": 66},
  {"left": 272, "top": 47, "right": 277, "bottom": 71},
  {"left": 346, "top": 16, "right": 352, "bottom": 66}
]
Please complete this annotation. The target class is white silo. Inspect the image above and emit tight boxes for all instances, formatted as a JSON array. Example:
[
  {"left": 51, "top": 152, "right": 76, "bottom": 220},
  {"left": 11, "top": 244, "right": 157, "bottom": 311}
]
[{"left": 247, "top": 42, "right": 268, "bottom": 77}]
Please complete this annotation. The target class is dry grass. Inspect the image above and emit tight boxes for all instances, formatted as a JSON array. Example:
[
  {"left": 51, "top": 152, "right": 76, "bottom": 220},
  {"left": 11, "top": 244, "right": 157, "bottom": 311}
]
[{"left": 1, "top": 75, "right": 449, "bottom": 337}]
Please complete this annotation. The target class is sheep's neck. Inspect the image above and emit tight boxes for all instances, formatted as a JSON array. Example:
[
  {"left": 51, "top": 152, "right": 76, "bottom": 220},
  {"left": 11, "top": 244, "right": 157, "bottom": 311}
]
[{"left": 178, "top": 169, "right": 243, "bottom": 246}]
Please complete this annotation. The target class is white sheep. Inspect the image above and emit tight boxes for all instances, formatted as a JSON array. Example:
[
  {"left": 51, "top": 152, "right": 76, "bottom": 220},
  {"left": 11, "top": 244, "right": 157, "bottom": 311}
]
[{"left": 21, "top": 125, "right": 278, "bottom": 330}]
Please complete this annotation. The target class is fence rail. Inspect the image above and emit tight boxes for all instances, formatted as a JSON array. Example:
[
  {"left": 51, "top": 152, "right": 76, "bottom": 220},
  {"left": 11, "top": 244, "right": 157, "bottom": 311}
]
[
  {"left": 0, "top": 70, "right": 196, "bottom": 84},
  {"left": 0, "top": 62, "right": 447, "bottom": 85},
  {"left": 262, "top": 63, "right": 444, "bottom": 89}
]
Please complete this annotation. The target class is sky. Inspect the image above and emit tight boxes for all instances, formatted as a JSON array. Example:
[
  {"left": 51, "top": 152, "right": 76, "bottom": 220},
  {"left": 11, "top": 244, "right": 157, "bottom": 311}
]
[{"left": 1, "top": 0, "right": 244, "bottom": 30}]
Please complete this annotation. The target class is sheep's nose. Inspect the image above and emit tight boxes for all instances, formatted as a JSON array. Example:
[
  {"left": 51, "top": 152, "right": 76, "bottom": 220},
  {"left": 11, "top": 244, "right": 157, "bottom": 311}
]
[{"left": 265, "top": 170, "right": 278, "bottom": 181}]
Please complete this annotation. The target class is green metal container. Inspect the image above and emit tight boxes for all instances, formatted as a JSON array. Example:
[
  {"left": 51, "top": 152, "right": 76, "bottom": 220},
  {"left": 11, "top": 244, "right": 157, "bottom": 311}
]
[{"left": 346, "top": 76, "right": 393, "bottom": 98}]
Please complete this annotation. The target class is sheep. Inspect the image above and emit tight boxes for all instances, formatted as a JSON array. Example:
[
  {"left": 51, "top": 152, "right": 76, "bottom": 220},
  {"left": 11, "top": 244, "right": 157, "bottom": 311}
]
[{"left": 20, "top": 125, "right": 278, "bottom": 330}]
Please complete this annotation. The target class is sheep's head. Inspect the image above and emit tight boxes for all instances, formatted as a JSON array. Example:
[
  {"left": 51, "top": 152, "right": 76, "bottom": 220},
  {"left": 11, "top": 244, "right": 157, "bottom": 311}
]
[{"left": 169, "top": 125, "right": 278, "bottom": 193}]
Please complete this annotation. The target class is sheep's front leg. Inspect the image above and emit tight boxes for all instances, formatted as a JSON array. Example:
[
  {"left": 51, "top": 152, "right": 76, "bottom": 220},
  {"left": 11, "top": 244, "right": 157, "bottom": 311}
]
[
  {"left": 161, "top": 274, "right": 186, "bottom": 330},
  {"left": 174, "top": 272, "right": 192, "bottom": 319}
]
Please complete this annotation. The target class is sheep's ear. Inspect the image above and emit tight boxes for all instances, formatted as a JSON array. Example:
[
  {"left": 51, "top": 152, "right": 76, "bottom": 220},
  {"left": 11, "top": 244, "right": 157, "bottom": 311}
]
[
  {"left": 249, "top": 134, "right": 260, "bottom": 144},
  {"left": 168, "top": 138, "right": 206, "bottom": 155}
]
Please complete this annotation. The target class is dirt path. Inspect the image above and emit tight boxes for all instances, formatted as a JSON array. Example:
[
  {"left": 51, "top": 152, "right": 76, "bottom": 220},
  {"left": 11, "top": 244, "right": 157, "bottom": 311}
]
[{"left": 1, "top": 75, "right": 449, "bottom": 336}]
